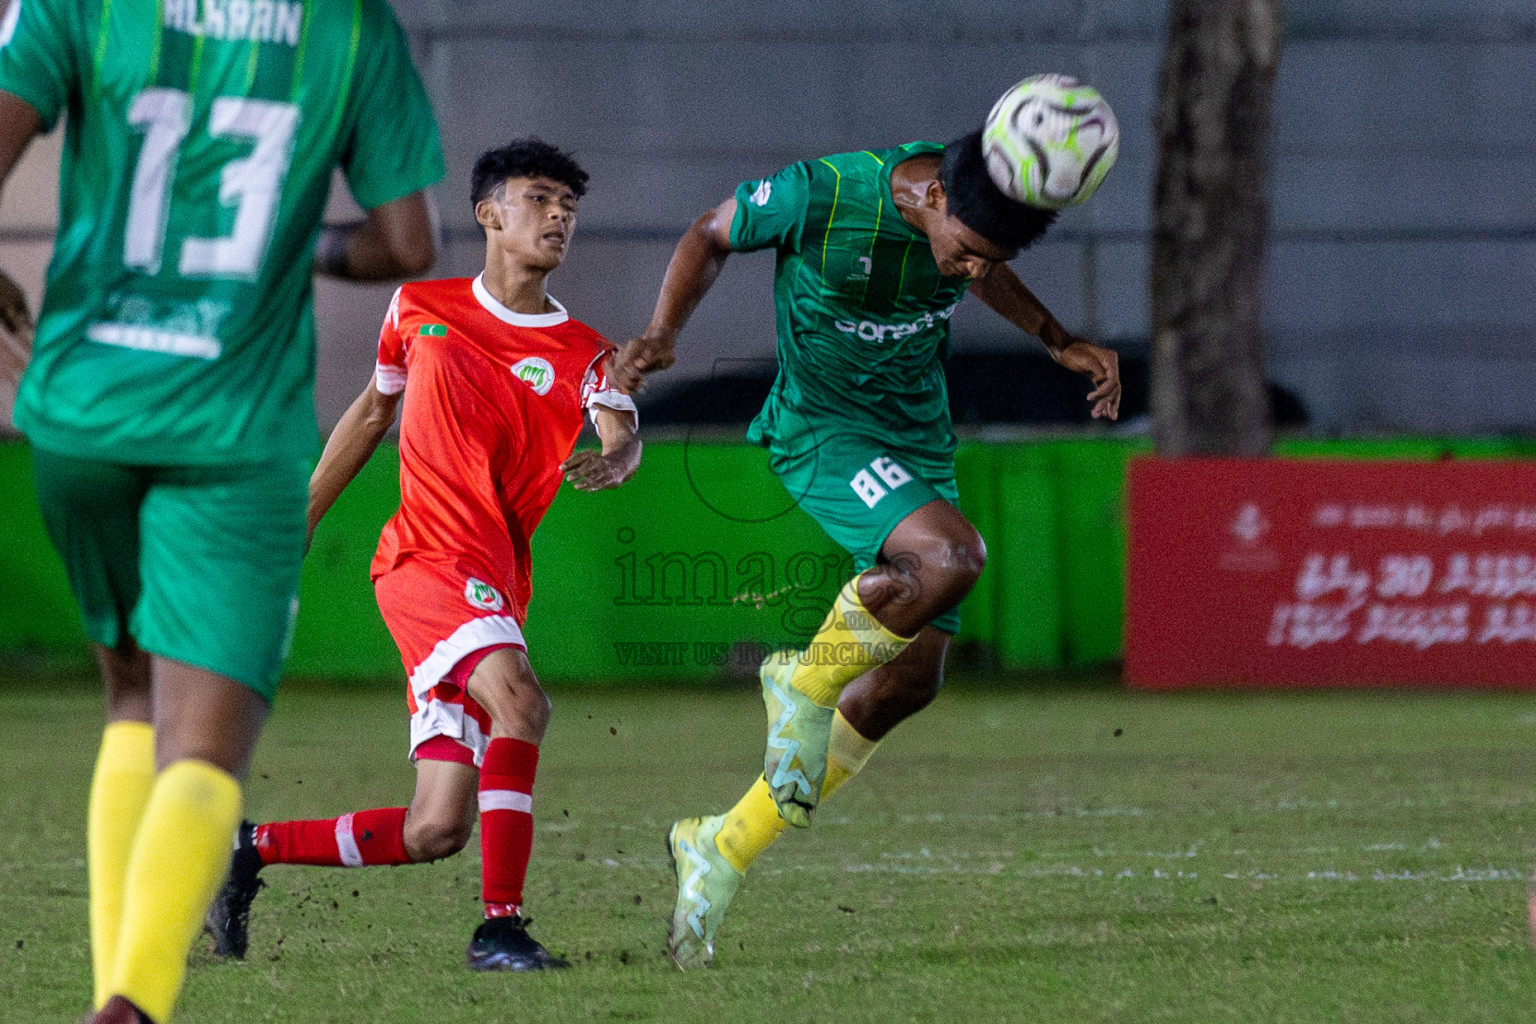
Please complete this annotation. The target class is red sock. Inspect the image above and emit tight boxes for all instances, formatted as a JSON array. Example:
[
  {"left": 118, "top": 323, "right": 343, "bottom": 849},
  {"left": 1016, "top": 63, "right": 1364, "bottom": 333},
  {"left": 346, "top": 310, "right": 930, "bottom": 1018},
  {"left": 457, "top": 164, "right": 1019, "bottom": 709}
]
[
  {"left": 254, "top": 807, "right": 411, "bottom": 867},
  {"left": 479, "top": 737, "right": 539, "bottom": 917}
]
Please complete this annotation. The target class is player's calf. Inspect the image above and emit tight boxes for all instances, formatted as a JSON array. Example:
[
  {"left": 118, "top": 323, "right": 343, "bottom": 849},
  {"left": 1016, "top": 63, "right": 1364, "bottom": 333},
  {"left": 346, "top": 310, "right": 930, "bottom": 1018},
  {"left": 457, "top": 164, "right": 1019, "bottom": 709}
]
[
  {"left": 402, "top": 809, "right": 474, "bottom": 863},
  {"left": 834, "top": 626, "right": 950, "bottom": 741},
  {"left": 402, "top": 758, "right": 480, "bottom": 863}
]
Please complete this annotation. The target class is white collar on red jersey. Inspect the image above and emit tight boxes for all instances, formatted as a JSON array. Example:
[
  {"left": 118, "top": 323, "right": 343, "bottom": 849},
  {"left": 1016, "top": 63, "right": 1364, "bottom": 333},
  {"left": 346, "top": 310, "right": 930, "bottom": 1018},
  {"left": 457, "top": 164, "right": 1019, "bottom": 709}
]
[{"left": 472, "top": 273, "right": 570, "bottom": 327}]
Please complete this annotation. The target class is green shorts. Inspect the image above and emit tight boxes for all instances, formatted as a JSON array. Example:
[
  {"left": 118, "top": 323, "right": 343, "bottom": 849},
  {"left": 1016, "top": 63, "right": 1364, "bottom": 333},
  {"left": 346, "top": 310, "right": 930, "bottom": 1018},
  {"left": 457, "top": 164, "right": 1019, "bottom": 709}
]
[
  {"left": 31, "top": 447, "right": 307, "bottom": 700},
  {"left": 770, "top": 432, "right": 963, "bottom": 635}
]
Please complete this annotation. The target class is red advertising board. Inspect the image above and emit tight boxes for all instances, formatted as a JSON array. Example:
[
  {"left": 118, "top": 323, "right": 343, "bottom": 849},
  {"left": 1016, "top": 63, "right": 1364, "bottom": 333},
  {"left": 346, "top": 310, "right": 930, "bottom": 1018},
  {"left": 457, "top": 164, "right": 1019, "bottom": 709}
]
[{"left": 1126, "top": 457, "right": 1536, "bottom": 688}]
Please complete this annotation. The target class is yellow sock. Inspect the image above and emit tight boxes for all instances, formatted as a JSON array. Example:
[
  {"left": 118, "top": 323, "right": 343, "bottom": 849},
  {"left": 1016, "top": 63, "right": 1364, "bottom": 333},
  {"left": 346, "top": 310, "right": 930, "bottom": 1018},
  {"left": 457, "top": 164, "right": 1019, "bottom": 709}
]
[
  {"left": 713, "top": 713, "right": 882, "bottom": 875},
  {"left": 109, "top": 759, "right": 242, "bottom": 1024},
  {"left": 88, "top": 721, "right": 156, "bottom": 1010},
  {"left": 789, "top": 573, "right": 913, "bottom": 708},
  {"left": 714, "top": 776, "right": 784, "bottom": 874},
  {"left": 821, "top": 711, "right": 880, "bottom": 800}
]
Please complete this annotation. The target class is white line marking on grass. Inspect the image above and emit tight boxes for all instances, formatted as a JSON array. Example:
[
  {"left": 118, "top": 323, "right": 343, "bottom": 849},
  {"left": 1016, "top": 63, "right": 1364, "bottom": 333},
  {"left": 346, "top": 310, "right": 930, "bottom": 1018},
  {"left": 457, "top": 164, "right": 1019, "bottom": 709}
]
[
  {"left": 1271, "top": 799, "right": 1341, "bottom": 811},
  {"left": 837, "top": 856, "right": 1527, "bottom": 884},
  {"left": 893, "top": 807, "right": 1150, "bottom": 825}
]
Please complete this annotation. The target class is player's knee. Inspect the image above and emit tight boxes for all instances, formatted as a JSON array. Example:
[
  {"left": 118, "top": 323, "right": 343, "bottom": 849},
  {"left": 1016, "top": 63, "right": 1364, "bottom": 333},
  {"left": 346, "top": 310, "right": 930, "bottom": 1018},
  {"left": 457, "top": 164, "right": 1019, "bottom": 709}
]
[
  {"left": 474, "top": 667, "right": 552, "bottom": 742},
  {"left": 946, "top": 531, "right": 987, "bottom": 588},
  {"left": 529, "top": 686, "right": 553, "bottom": 727},
  {"left": 913, "top": 530, "right": 986, "bottom": 604},
  {"left": 404, "top": 813, "right": 472, "bottom": 863},
  {"left": 497, "top": 683, "right": 551, "bottom": 740}
]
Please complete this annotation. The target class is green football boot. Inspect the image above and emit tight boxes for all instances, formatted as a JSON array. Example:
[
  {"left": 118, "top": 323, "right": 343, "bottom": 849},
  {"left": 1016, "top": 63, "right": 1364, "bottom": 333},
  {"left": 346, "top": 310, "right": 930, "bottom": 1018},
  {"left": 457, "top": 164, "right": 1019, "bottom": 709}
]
[
  {"left": 665, "top": 815, "right": 744, "bottom": 969},
  {"left": 761, "top": 650, "right": 835, "bottom": 828}
]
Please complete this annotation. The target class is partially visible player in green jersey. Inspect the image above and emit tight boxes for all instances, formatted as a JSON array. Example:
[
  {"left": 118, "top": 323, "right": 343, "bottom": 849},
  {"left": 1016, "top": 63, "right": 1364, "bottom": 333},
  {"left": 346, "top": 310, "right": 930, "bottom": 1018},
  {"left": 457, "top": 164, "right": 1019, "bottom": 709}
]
[
  {"left": 613, "top": 131, "right": 1120, "bottom": 968},
  {"left": 0, "top": 0, "right": 443, "bottom": 1019}
]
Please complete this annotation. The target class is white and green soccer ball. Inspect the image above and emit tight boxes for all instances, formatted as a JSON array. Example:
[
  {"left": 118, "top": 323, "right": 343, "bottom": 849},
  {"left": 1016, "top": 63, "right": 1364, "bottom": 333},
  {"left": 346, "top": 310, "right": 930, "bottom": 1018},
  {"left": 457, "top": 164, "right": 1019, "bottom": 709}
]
[{"left": 982, "top": 74, "right": 1119, "bottom": 210}]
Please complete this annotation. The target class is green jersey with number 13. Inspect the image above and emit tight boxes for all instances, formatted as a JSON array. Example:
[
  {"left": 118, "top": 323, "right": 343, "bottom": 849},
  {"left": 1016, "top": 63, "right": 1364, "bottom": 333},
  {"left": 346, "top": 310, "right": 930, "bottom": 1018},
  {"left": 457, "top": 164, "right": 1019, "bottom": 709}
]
[{"left": 0, "top": 0, "right": 444, "bottom": 463}]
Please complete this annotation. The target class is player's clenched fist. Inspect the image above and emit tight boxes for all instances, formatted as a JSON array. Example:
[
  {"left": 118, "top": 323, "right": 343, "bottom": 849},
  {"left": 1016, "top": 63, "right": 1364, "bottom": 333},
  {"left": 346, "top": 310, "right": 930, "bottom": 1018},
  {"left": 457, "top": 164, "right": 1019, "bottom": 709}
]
[{"left": 610, "top": 333, "right": 675, "bottom": 393}]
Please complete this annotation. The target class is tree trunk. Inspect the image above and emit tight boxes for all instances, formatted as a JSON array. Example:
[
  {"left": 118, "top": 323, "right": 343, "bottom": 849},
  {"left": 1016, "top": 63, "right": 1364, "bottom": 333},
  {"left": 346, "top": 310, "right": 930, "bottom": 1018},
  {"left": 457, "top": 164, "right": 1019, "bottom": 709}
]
[{"left": 1151, "top": 0, "right": 1284, "bottom": 456}]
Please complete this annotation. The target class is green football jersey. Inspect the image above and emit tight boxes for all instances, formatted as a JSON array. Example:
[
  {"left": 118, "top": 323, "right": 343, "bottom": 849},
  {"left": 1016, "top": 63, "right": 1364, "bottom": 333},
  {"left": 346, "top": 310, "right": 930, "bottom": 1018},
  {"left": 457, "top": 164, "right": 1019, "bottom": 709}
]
[
  {"left": 730, "top": 141, "right": 969, "bottom": 467},
  {"left": 0, "top": 0, "right": 444, "bottom": 464}
]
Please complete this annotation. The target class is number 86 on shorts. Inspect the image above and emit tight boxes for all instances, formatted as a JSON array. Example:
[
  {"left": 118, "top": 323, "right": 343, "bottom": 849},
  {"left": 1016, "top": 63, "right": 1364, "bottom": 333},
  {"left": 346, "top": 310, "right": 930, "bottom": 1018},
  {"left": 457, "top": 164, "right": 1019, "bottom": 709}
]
[{"left": 850, "top": 457, "right": 913, "bottom": 509}]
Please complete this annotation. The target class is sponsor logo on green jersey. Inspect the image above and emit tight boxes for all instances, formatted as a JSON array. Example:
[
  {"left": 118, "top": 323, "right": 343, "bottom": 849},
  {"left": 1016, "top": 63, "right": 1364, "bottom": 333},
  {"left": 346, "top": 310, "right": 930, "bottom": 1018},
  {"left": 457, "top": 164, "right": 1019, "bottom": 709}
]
[
  {"left": 86, "top": 294, "right": 232, "bottom": 361},
  {"left": 833, "top": 301, "right": 961, "bottom": 344}
]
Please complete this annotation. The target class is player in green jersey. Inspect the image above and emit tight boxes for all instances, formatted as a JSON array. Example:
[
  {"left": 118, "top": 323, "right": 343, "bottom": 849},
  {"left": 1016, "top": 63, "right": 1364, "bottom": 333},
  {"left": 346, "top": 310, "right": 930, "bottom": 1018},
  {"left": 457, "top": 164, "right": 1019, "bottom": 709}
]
[
  {"left": 0, "top": 0, "right": 443, "bottom": 1019},
  {"left": 612, "top": 131, "right": 1121, "bottom": 968}
]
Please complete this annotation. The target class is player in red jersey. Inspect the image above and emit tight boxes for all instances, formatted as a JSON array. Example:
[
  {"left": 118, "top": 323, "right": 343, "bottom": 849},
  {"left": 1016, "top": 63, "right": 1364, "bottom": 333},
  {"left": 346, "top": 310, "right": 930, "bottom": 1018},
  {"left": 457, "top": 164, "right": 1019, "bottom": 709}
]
[{"left": 204, "top": 138, "right": 640, "bottom": 971}]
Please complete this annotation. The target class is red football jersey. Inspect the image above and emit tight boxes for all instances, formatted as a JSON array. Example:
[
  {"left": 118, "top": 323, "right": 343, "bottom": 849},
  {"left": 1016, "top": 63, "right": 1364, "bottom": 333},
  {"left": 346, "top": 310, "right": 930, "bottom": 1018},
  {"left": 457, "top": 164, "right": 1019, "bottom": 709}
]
[{"left": 369, "top": 275, "right": 636, "bottom": 622}]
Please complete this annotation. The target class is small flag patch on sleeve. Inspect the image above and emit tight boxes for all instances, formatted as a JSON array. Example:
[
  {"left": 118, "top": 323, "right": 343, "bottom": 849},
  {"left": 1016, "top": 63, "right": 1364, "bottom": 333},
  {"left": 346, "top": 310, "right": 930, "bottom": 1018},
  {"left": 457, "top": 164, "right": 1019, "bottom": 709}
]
[{"left": 419, "top": 323, "right": 448, "bottom": 336}]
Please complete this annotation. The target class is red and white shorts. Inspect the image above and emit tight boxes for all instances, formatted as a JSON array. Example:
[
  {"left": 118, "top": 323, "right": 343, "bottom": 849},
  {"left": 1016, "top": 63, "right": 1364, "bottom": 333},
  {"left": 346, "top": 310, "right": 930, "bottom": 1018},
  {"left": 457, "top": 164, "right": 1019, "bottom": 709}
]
[{"left": 374, "top": 557, "right": 526, "bottom": 768}]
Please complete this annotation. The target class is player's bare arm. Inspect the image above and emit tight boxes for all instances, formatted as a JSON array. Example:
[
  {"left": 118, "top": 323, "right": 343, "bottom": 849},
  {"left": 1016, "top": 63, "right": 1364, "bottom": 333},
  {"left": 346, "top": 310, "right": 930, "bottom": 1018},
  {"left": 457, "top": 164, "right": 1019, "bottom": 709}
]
[
  {"left": 306, "top": 376, "right": 402, "bottom": 543},
  {"left": 313, "top": 191, "right": 438, "bottom": 281},
  {"left": 0, "top": 90, "right": 40, "bottom": 395},
  {"left": 611, "top": 197, "right": 737, "bottom": 392},
  {"left": 969, "top": 264, "right": 1121, "bottom": 420},
  {"left": 561, "top": 405, "right": 641, "bottom": 492},
  {"left": 0, "top": 89, "right": 39, "bottom": 183}
]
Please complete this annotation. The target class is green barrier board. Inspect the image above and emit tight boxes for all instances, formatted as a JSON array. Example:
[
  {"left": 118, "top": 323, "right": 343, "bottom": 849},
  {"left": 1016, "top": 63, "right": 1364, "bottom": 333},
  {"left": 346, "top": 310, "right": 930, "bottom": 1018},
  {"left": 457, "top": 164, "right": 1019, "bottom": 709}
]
[{"left": 4, "top": 435, "right": 1530, "bottom": 682}]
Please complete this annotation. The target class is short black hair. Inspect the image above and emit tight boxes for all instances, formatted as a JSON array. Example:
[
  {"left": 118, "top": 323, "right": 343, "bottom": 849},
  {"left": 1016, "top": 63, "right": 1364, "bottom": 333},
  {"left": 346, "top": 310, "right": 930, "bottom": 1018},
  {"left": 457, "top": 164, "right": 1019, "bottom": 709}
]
[
  {"left": 470, "top": 137, "right": 589, "bottom": 208},
  {"left": 940, "top": 130, "right": 1057, "bottom": 252}
]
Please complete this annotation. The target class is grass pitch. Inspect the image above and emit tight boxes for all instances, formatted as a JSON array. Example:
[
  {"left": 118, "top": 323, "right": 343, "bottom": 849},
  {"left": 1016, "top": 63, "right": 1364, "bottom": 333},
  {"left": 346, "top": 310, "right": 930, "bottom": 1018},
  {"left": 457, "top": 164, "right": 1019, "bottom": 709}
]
[{"left": 4, "top": 674, "right": 1536, "bottom": 1023}]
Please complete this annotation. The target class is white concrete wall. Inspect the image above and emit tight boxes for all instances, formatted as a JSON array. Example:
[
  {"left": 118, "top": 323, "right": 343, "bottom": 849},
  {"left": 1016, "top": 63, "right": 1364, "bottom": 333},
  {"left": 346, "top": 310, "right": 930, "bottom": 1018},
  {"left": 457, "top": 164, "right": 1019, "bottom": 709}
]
[{"left": 3, "top": 0, "right": 1533, "bottom": 433}]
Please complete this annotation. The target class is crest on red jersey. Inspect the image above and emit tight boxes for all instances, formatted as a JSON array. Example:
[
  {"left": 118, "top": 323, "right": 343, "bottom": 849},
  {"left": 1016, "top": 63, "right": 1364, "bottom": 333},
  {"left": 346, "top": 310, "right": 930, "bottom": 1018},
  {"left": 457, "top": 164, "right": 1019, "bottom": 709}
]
[
  {"left": 464, "top": 578, "right": 505, "bottom": 612},
  {"left": 510, "top": 357, "right": 555, "bottom": 396}
]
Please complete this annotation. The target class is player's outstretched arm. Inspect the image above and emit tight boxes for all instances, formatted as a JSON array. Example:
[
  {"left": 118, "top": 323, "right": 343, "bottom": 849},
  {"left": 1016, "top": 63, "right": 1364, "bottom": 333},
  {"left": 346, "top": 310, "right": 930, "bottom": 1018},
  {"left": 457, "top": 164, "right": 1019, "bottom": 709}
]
[
  {"left": 969, "top": 264, "right": 1122, "bottom": 421},
  {"left": 313, "top": 192, "right": 438, "bottom": 281},
  {"left": 561, "top": 406, "right": 641, "bottom": 493},
  {"left": 306, "top": 377, "right": 402, "bottom": 545},
  {"left": 0, "top": 91, "right": 41, "bottom": 399},
  {"left": 610, "top": 198, "right": 737, "bottom": 392}
]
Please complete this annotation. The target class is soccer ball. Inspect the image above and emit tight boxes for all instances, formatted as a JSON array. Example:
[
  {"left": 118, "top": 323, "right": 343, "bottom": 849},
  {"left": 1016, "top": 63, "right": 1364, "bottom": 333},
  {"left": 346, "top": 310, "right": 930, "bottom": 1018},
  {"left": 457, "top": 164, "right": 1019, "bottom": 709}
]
[{"left": 981, "top": 74, "right": 1119, "bottom": 210}]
